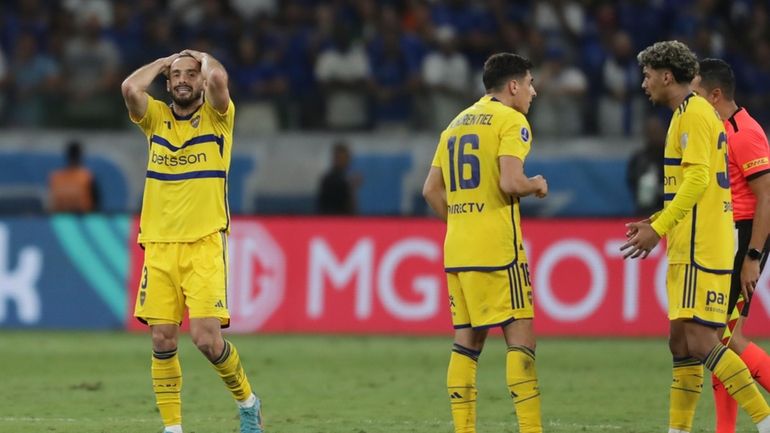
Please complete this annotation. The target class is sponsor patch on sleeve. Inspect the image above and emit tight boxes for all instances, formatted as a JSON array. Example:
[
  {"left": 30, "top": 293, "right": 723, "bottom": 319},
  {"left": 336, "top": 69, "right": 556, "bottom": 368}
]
[
  {"left": 520, "top": 127, "right": 530, "bottom": 142},
  {"left": 743, "top": 157, "right": 770, "bottom": 171}
]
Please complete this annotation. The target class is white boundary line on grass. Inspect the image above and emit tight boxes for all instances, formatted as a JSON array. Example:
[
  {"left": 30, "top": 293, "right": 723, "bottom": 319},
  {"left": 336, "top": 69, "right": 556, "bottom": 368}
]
[
  {"left": 0, "top": 417, "right": 156, "bottom": 423},
  {"left": 547, "top": 419, "right": 623, "bottom": 430},
  {"left": 0, "top": 416, "right": 625, "bottom": 430}
]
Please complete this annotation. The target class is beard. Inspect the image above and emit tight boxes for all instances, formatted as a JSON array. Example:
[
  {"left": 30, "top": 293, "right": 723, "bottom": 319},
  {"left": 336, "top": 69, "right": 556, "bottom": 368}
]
[{"left": 170, "top": 86, "right": 203, "bottom": 108}]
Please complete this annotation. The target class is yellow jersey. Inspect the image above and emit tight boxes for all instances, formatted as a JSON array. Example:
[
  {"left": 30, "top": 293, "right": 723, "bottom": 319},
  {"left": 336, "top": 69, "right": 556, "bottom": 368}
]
[
  {"left": 431, "top": 95, "right": 532, "bottom": 271},
  {"left": 132, "top": 95, "right": 234, "bottom": 243},
  {"left": 663, "top": 93, "right": 733, "bottom": 272}
]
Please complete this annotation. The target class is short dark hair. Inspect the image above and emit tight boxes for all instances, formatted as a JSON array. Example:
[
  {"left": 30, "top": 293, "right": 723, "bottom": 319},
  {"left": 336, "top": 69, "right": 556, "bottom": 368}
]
[
  {"left": 698, "top": 58, "right": 736, "bottom": 101},
  {"left": 66, "top": 140, "right": 82, "bottom": 165},
  {"left": 482, "top": 53, "right": 533, "bottom": 91},
  {"left": 637, "top": 40, "right": 699, "bottom": 84}
]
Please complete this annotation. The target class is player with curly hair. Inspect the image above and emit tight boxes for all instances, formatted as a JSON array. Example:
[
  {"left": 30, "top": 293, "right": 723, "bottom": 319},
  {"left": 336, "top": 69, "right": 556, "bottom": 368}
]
[{"left": 622, "top": 41, "right": 770, "bottom": 433}]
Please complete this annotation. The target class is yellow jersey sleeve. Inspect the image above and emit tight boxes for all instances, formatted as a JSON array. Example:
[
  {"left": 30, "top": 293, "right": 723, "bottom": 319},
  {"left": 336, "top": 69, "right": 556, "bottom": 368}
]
[
  {"left": 650, "top": 163, "right": 709, "bottom": 236},
  {"left": 131, "top": 95, "right": 165, "bottom": 135},
  {"left": 498, "top": 112, "right": 531, "bottom": 161},
  {"left": 679, "top": 109, "right": 713, "bottom": 167},
  {"left": 203, "top": 98, "right": 235, "bottom": 128}
]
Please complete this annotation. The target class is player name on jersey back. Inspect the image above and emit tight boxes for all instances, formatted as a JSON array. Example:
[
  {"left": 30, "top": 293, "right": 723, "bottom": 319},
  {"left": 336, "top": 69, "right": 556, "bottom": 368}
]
[{"left": 432, "top": 95, "right": 532, "bottom": 271}]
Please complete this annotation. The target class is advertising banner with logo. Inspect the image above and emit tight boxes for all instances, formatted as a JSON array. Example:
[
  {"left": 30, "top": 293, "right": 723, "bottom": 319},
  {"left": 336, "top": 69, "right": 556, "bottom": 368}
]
[
  {"left": 126, "top": 217, "right": 770, "bottom": 337},
  {"left": 0, "top": 215, "right": 128, "bottom": 329}
]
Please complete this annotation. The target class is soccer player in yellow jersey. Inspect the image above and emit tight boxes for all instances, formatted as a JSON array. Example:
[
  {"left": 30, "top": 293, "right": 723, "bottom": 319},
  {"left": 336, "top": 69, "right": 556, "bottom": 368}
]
[
  {"left": 622, "top": 40, "right": 770, "bottom": 433},
  {"left": 423, "top": 53, "right": 547, "bottom": 433},
  {"left": 121, "top": 50, "right": 263, "bottom": 433}
]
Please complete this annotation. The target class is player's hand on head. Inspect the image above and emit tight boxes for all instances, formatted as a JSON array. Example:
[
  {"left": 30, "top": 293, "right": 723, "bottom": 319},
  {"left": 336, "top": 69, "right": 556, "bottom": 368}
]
[
  {"left": 180, "top": 49, "right": 205, "bottom": 61},
  {"left": 161, "top": 53, "right": 180, "bottom": 76},
  {"left": 620, "top": 221, "right": 660, "bottom": 259}
]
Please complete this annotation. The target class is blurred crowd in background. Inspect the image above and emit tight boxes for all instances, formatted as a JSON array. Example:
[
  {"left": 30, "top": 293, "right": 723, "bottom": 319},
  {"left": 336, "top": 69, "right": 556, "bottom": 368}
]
[{"left": 0, "top": 0, "right": 769, "bottom": 135}]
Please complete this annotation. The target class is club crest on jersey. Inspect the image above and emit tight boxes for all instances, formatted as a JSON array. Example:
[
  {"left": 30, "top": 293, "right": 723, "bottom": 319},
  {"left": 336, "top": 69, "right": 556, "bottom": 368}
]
[
  {"left": 191, "top": 115, "right": 201, "bottom": 128},
  {"left": 680, "top": 132, "right": 688, "bottom": 149},
  {"left": 521, "top": 127, "right": 530, "bottom": 142}
]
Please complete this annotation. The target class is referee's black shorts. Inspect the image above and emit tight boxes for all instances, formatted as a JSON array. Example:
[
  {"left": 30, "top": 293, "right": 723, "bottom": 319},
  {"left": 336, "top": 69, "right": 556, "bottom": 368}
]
[{"left": 727, "top": 219, "right": 770, "bottom": 316}]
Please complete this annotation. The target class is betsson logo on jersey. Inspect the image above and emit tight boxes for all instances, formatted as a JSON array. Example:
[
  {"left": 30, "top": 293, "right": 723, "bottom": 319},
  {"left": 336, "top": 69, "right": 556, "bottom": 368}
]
[{"left": 151, "top": 151, "right": 208, "bottom": 167}]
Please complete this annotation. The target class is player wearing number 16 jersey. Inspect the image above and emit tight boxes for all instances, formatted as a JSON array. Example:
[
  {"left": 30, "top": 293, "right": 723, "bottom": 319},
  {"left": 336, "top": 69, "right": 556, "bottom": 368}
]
[{"left": 423, "top": 53, "right": 548, "bottom": 433}]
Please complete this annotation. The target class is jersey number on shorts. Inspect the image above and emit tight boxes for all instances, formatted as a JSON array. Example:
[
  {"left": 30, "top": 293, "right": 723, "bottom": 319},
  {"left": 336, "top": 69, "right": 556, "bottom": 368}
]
[
  {"left": 447, "top": 134, "right": 480, "bottom": 191},
  {"left": 717, "top": 131, "right": 729, "bottom": 189},
  {"left": 141, "top": 266, "right": 148, "bottom": 289}
]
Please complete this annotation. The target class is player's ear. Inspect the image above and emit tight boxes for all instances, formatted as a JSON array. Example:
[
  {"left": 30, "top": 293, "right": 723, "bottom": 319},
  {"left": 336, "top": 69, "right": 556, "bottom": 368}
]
[
  {"left": 713, "top": 87, "right": 723, "bottom": 102},
  {"left": 508, "top": 79, "right": 517, "bottom": 96},
  {"left": 166, "top": 79, "right": 171, "bottom": 93}
]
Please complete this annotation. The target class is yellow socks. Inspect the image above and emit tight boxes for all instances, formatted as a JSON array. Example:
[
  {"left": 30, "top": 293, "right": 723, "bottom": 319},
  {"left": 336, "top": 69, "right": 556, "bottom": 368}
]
[
  {"left": 669, "top": 356, "right": 702, "bottom": 432},
  {"left": 152, "top": 348, "right": 183, "bottom": 428},
  {"left": 705, "top": 344, "right": 770, "bottom": 424},
  {"left": 211, "top": 340, "right": 253, "bottom": 402},
  {"left": 447, "top": 343, "right": 480, "bottom": 433},
  {"left": 507, "top": 345, "right": 542, "bottom": 433}
]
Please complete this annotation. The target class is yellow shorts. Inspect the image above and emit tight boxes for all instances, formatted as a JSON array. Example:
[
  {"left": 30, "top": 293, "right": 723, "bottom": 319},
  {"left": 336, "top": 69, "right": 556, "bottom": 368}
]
[
  {"left": 667, "top": 263, "right": 729, "bottom": 327},
  {"left": 447, "top": 262, "right": 534, "bottom": 329},
  {"left": 134, "top": 231, "right": 230, "bottom": 327}
]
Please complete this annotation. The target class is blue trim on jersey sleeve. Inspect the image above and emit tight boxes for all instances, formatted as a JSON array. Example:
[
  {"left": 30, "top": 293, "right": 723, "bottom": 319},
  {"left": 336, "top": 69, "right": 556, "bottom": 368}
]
[
  {"left": 146, "top": 170, "right": 226, "bottom": 180},
  {"left": 664, "top": 158, "right": 682, "bottom": 165},
  {"left": 664, "top": 193, "right": 676, "bottom": 201}
]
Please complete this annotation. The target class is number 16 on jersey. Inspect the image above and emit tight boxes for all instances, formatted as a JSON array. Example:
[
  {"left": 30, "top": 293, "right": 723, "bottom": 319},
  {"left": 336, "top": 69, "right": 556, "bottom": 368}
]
[{"left": 447, "top": 134, "right": 481, "bottom": 191}]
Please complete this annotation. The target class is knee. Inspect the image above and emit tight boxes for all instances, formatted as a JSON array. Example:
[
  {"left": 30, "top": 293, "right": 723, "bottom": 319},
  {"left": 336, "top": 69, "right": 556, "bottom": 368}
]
[
  {"left": 728, "top": 333, "right": 749, "bottom": 354},
  {"left": 668, "top": 333, "right": 688, "bottom": 357},
  {"left": 152, "top": 331, "right": 177, "bottom": 352},
  {"left": 191, "top": 331, "right": 220, "bottom": 359},
  {"left": 687, "top": 342, "right": 712, "bottom": 362},
  {"left": 684, "top": 329, "right": 720, "bottom": 361}
]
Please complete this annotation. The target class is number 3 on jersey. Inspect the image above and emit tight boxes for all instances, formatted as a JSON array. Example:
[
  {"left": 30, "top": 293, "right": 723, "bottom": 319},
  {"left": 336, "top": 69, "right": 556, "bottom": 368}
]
[
  {"left": 447, "top": 134, "right": 480, "bottom": 191},
  {"left": 716, "top": 131, "right": 729, "bottom": 189}
]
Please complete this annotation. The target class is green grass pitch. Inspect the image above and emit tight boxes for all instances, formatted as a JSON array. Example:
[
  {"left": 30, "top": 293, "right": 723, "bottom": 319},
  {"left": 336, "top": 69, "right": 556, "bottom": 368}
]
[{"left": 0, "top": 331, "right": 765, "bottom": 432}]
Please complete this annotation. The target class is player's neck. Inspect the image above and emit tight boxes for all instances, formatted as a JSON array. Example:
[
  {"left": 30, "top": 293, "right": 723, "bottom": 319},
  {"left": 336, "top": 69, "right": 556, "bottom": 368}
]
[
  {"left": 666, "top": 85, "right": 693, "bottom": 111},
  {"left": 487, "top": 92, "right": 514, "bottom": 109},
  {"left": 171, "top": 99, "right": 204, "bottom": 118},
  {"left": 715, "top": 100, "right": 740, "bottom": 121}
]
